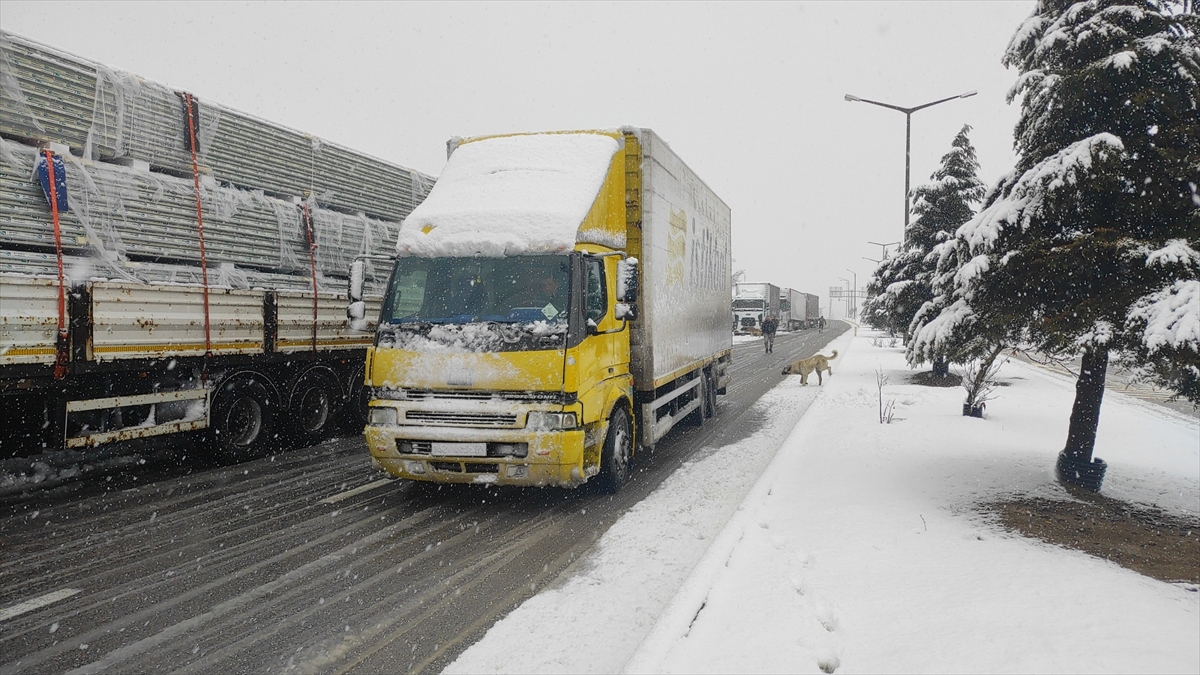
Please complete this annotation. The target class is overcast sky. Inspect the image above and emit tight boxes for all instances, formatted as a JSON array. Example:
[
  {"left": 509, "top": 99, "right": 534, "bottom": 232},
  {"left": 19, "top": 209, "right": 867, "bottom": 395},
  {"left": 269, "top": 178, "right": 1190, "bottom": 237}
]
[{"left": 3, "top": 0, "right": 1036, "bottom": 317}]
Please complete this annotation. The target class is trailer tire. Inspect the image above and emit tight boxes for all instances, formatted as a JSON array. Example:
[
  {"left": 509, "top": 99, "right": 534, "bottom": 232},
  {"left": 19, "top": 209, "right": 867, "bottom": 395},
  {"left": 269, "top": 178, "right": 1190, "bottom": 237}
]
[
  {"left": 289, "top": 369, "right": 342, "bottom": 445},
  {"left": 212, "top": 376, "right": 278, "bottom": 460},
  {"left": 344, "top": 363, "right": 370, "bottom": 430},
  {"left": 594, "top": 406, "right": 632, "bottom": 494}
]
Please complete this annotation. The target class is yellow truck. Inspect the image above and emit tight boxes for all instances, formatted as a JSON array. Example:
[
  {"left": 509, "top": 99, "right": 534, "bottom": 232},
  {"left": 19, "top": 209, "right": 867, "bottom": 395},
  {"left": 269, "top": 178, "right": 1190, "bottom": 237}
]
[{"left": 354, "top": 128, "right": 732, "bottom": 492}]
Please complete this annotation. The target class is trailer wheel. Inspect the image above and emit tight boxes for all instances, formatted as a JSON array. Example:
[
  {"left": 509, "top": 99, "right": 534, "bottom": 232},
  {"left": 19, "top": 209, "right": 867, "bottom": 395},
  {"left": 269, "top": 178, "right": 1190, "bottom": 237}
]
[
  {"left": 344, "top": 363, "right": 370, "bottom": 430},
  {"left": 289, "top": 370, "right": 342, "bottom": 445},
  {"left": 212, "top": 377, "right": 278, "bottom": 460},
  {"left": 594, "top": 406, "right": 632, "bottom": 494}
]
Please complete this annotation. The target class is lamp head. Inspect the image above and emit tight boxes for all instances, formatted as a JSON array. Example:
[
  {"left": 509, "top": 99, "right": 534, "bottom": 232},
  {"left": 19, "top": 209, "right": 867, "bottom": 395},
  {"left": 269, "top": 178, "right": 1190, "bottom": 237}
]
[
  {"left": 844, "top": 94, "right": 861, "bottom": 102},
  {"left": 959, "top": 90, "right": 978, "bottom": 99}
]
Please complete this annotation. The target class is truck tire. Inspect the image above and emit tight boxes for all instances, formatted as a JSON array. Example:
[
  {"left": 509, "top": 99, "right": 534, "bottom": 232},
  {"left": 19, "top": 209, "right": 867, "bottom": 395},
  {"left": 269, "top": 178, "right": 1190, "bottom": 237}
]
[
  {"left": 212, "top": 376, "right": 278, "bottom": 460},
  {"left": 289, "top": 369, "right": 342, "bottom": 445},
  {"left": 594, "top": 406, "right": 632, "bottom": 494},
  {"left": 684, "top": 373, "right": 710, "bottom": 426},
  {"left": 704, "top": 370, "right": 717, "bottom": 419}
]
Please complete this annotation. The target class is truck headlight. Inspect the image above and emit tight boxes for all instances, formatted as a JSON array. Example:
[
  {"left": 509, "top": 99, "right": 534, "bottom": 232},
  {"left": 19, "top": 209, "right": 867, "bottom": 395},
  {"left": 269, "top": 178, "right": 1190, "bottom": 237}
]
[
  {"left": 526, "top": 411, "right": 578, "bottom": 430},
  {"left": 369, "top": 407, "right": 398, "bottom": 425}
]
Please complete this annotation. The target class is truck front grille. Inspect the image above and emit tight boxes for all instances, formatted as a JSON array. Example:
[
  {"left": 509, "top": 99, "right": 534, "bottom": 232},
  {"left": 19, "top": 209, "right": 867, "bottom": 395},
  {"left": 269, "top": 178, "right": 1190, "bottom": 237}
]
[
  {"left": 429, "top": 461, "right": 500, "bottom": 474},
  {"left": 379, "top": 389, "right": 574, "bottom": 404},
  {"left": 405, "top": 411, "right": 518, "bottom": 426}
]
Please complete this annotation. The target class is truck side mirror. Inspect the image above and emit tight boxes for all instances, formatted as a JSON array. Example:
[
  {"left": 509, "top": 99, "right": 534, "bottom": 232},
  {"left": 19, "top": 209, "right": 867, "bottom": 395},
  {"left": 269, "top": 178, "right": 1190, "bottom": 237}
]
[
  {"left": 348, "top": 260, "right": 365, "bottom": 303},
  {"left": 616, "top": 257, "right": 639, "bottom": 321},
  {"left": 346, "top": 260, "right": 370, "bottom": 331}
]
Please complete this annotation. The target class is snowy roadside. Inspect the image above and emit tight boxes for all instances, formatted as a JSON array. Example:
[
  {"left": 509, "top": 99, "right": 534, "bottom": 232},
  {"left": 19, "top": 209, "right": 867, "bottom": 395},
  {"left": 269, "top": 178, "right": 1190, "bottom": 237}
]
[
  {"left": 625, "top": 332, "right": 1199, "bottom": 674},
  {"left": 443, "top": 330, "right": 858, "bottom": 674}
]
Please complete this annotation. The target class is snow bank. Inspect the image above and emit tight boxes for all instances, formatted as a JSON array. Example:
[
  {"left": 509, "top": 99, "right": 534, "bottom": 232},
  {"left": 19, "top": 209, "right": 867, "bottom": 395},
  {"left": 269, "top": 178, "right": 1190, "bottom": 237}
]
[
  {"left": 396, "top": 133, "right": 620, "bottom": 257},
  {"left": 628, "top": 333, "right": 1199, "bottom": 674}
]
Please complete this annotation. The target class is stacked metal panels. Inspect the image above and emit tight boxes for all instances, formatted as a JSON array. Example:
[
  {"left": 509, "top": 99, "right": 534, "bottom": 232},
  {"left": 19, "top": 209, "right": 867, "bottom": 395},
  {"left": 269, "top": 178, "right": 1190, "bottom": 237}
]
[{"left": 0, "top": 30, "right": 433, "bottom": 294}]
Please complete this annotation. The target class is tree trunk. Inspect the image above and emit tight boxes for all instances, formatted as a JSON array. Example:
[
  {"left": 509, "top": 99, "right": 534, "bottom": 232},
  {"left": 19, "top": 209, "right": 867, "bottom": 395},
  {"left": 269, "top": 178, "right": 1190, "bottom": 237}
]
[
  {"left": 1062, "top": 347, "right": 1108, "bottom": 461},
  {"left": 965, "top": 345, "right": 1004, "bottom": 406},
  {"left": 932, "top": 356, "right": 949, "bottom": 377}
]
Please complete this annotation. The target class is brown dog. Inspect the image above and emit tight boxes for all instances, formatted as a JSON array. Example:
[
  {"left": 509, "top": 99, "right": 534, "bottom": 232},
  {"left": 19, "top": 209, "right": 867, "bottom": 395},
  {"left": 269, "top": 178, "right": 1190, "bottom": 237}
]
[{"left": 781, "top": 350, "right": 837, "bottom": 385}]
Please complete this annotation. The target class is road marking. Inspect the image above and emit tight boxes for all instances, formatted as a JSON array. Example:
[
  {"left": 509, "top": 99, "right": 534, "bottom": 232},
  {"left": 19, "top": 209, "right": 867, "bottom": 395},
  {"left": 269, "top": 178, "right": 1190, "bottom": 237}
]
[
  {"left": 0, "top": 588, "right": 82, "bottom": 622},
  {"left": 319, "top": 478, "right": 394, "bottom": 505}
]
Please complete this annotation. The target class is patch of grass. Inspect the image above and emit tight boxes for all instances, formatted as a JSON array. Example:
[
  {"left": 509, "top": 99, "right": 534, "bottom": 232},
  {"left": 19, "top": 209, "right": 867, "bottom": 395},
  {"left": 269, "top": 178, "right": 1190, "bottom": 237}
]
[
  {"left": 908, "top": 371, "right": 962, "bottom": 388},
  {"left": 982, "top": 495, "right": 1200, "bottom": 585}
]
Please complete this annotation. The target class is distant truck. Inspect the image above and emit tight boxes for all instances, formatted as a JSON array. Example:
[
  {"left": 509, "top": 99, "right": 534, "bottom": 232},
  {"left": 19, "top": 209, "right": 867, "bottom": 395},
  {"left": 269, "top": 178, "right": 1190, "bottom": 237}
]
[
  {"left": 779, "top": 288, "right": 822, "bottom": 330},
  {"left": 780, "top": 288, "right": 805, "bottom": 331},
  {"left": 805, "top": 292, "right": 821, "bottom": 327},
  {"left": 357, "top": 129, "right": 733, "bottom": 493},
  {"left": 733, "top": 282, "right": 780, "bottom": 334}
]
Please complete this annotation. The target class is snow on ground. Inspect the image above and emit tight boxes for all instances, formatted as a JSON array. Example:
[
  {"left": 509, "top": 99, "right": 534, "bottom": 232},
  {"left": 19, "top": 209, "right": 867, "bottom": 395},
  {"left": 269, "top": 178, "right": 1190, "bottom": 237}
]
[
  {"left": 628, "top": 333, "right": 1199, "bottom": 674},
  {"left": 443, "top": 329, "right": 858, "bottom": 674},
  {"left": 445, "top": 329, "right": 1198, "bottom": 674}
]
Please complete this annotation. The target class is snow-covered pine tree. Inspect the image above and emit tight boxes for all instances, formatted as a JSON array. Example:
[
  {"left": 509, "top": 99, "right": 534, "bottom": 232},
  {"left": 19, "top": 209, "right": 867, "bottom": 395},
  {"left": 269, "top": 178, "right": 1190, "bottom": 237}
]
[
  {"left": 863, "top": 125, "right": 987, "bottom": 378},
  {"left": 921, "top": 0, "right": 1199, "bottom": 490}
]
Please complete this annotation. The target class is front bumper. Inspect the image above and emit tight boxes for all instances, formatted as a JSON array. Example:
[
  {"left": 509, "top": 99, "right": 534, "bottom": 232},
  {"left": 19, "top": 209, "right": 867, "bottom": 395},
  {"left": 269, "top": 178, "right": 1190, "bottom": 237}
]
[{"left": 365, "top": 423, "right": 587, "bottom": 487}]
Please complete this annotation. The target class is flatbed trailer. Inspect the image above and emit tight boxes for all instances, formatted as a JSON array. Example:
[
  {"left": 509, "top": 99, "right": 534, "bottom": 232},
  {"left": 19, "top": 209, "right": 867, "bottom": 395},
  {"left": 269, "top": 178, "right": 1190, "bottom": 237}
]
[{"left": 0, "top": 31, "right": 432, "bottom": 461}]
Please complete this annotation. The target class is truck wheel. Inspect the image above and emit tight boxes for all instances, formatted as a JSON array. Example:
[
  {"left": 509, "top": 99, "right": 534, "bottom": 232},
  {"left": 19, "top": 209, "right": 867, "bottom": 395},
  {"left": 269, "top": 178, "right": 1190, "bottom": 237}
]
[
  {"left": 704, "top": 371, "right": 717, "bottom": 419},
  {"left": 594, "top": 406, "right": 632, "bottom": 494},
  {"left": 212, "top": 377, "right": 278, "bottom": 460},
  {"left": 289, "top": 370, "right": 342, "bottom": 445},
  {"left": 684, "top": 374, "right": 709, "bottom": 426}
]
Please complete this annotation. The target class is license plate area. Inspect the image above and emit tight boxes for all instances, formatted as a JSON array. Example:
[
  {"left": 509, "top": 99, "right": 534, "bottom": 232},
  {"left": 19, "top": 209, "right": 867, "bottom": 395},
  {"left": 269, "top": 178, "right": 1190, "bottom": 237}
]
[{"left": 430, "top": 442, "right": 488, "bottom": 457}]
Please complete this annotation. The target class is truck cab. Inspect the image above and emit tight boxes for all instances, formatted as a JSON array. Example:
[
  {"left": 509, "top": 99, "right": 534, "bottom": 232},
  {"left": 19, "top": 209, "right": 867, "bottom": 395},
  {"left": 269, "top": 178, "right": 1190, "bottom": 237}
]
[{"left": 365, "top": 248, "right": 633, "bottom": 489}]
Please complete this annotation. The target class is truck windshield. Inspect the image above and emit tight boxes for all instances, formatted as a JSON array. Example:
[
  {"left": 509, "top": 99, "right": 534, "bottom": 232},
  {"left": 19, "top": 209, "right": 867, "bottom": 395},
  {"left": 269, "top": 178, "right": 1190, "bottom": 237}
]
[
  {"left": 378, "top": 255, "right": 573, "bottom": 351},
  {"left": 733, "top": 299, "right": 765, "bottom": 310}
]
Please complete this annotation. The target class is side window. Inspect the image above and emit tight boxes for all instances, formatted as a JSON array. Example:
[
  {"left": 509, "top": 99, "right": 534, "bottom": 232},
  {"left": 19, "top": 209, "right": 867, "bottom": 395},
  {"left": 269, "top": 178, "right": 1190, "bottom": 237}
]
[{"left": 585, "top": 258, "right": 607, "bottom": 324}]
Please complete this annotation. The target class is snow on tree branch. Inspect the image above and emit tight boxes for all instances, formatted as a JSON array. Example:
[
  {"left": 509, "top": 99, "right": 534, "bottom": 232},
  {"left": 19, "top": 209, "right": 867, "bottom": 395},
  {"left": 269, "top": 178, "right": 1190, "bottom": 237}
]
[
  {"left": 956, "top": 133, "right": 1124, "bottom": 254},
  {"left": 1144, "top": 239, "right": 1200, "bottom": 269},
  {"left": 1127, "top": 279, "right": 1200, "bottom": 353}
]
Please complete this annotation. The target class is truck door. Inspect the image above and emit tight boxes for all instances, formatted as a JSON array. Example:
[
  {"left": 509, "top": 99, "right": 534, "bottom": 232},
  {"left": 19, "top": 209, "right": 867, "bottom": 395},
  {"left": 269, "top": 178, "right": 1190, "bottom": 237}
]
[{"left": 571, "top": 255, "right": 629, "bottom": 430}]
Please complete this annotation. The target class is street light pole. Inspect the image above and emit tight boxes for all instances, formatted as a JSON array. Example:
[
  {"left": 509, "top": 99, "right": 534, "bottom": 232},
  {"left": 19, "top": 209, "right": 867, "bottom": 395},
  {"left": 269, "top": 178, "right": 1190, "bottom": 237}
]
[
  {"left": 838, "top": 277, "right": 851, "bottom": 320},
  {"left": 868, "top": 240, "right": 901, "bottom": 259},
  {"left": 845, "top": 91, "right": 976, "bottom": 245},
  {"left": 846, "top": 268, "right": 858, "bottom": 320}
]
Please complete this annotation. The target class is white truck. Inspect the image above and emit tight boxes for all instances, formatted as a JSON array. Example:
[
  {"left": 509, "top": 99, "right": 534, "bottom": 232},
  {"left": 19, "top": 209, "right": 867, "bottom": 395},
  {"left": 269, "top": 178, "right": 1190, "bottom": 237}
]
[
  {"left": 732, "top": 282, "right": 780, "bottom": 334},
  {"left": 779, "top": 288, "right": 821, "bottom": 330},
  {"left": 780, "top": 288, "right": 805, "bottom": 331},
  {"left": 0, "top": 31, "right": 433, "bottom": 462},
  {"left": 360, "top": 128, "right": 733, "bottom": 491}
]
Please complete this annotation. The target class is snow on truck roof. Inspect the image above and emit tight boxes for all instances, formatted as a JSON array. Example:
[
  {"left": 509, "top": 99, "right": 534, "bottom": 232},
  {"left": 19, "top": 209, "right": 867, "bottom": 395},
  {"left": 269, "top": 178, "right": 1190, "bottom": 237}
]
[{"left": 397, "top": 132, "right": 622, "bottom": 257}]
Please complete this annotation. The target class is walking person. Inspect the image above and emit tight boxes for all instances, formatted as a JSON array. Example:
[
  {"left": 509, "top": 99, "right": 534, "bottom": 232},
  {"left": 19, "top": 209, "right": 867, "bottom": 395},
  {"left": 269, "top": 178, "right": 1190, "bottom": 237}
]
[
  {"left": 761, "top": 316, "right": 778, "bottom": 354},
  {"left": 818, "top": 316, "right": 826, "bottom": 333}
]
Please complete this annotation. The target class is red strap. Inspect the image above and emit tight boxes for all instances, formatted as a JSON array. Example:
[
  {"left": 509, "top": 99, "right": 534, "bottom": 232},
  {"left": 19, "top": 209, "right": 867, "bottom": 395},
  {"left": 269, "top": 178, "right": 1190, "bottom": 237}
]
[
  {"left": 44, "top": 149, "right": 69, "bottom": 379},
  {"left": 183, "top": 93, "right": 213, "bottom": 362},
  {"left": 302, "top": 203, "right": 319, "bottom": 354}
]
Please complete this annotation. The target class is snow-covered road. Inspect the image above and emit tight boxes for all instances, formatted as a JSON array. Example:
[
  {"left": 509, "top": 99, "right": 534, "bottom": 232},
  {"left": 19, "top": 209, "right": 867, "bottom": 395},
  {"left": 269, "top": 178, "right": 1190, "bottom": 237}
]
[{"left": 0, "top": 327, "right": 846, "bottom": 674}]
